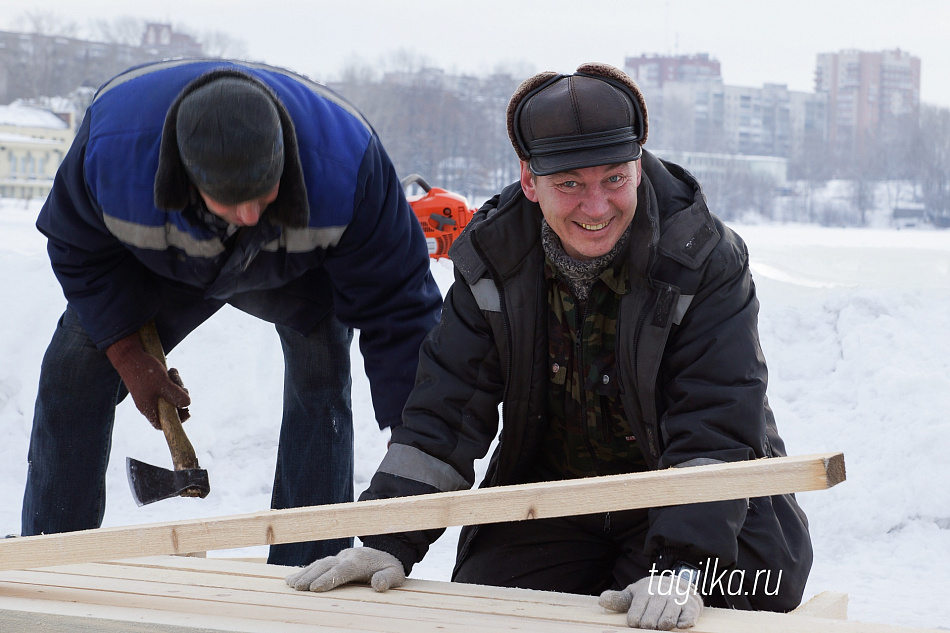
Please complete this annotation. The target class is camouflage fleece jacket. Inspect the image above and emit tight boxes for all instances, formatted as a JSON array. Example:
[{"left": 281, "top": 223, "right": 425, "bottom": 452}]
[
  {"left": 534, "top": 253, "right": 650, "bottom": 480},
  {"left": 360, "top": 151, "right": 809, "bottom": 600}
]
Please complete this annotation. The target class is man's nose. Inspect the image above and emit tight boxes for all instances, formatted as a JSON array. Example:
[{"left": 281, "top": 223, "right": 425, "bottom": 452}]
[
  {"left": 582, "top": 188, "right": 612, "bottom": 217},
  {"left": 236, "top": 202, "right": 263, "bottom": 225}
]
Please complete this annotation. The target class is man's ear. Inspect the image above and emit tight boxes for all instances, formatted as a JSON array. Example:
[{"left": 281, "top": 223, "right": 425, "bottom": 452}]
[{"left": 520, "top": 161, "right": 539, "bottom": 202}]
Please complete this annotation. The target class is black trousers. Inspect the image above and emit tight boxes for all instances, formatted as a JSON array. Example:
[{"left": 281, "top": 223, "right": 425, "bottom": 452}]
[
  {"left": 23, "top": 292, "right": 354, "bottom": 568},
  {"left": 454, "top": 509, "right": 653, "bottom": 596},
  {"left": 453, "top": 494, "right": 812, "bottom": 612}
]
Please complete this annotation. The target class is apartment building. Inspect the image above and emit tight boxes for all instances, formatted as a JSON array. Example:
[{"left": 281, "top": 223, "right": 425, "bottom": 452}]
[
  {"left": 625, "top": 54, "right": 827, "bottom": 161},
  {"left": 815, "top": 49, "right": 920, "bottom": 155},
  {"left": 0, "top": 24, "right": 202, "bottom": 105}
]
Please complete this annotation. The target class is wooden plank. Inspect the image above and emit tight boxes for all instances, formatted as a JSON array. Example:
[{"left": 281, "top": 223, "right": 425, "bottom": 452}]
[
  {"left": 0, "top": 570, "right": 625, "bottom": 633},
  {"left": 0, "top": 555, "right": 933, "bottom": 633},
  {"left": 216, "top": 557, "right": 266, "bottom": 564},
  {"left": 792, "top": 591, "right": 849, "bottom": 619},
  {"left": 15, "top": 562, "right": 608, "bottom": 627},
  {"left": 0, "top": 608, "right": 226, "bottom": 633},
  {"left": 0, "top": 589, "right": 380, "bottom": 633},
  {"left": 0, "top": 452, "right": 844, "bottom": 571},
  {"left": 105, "top": 556, "right": 599, "bottom": 607},
  {"left": 685, "top": 606, "right": 930, "bottom": 633}
]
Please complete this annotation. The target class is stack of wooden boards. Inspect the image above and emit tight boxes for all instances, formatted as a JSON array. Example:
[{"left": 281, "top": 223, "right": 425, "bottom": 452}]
[
  {"left": 0, "top": 555, "right": 932, "bottom": 632},
  {"left": 0, "top": 453, "right": 927, "bottom": 631}
]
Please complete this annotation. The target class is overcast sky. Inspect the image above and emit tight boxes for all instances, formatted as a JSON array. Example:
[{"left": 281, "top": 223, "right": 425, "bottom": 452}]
[{"left": 4, "top": 0, "right": 950, "bottom": 108}]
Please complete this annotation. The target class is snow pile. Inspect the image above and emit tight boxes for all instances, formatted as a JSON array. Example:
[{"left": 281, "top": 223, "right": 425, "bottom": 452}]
[
  {"left": 741, "top": 224, "right": 950, "bottom": 627},
  {"left": 1, "top": 198, "right": 948, "bottom": 627},
  {"left": 0, "top": 104, "right": 69, "bottom": 129}
]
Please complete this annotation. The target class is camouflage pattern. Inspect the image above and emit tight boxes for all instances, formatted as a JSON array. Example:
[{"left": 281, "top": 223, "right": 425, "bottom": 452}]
[{"left": 533, "top": 257, "right": 649, "bottom": 480}]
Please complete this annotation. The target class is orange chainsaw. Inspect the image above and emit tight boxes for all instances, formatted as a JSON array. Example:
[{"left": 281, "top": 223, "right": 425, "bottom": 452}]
[{"left": 403, "top": 174, "right": 475, "bottom": 259}]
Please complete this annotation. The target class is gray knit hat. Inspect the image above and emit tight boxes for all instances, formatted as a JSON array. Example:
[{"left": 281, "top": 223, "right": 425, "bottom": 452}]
[{"left": 176, "top": 77, "right": 285, "bottom": 204}]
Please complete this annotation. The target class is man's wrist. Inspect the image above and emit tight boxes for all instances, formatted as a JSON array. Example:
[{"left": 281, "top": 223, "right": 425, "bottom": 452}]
[{"left": 671, "top": 562, "right": 701, "bottom": 590}]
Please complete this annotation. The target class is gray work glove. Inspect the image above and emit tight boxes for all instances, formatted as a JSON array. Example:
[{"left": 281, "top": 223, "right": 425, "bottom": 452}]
[
  {"left": 285, "top": 546, "right": 406, "bottom": 593},
  {"left": 599, "top": 574, "right": 703, "bottom": 630}
]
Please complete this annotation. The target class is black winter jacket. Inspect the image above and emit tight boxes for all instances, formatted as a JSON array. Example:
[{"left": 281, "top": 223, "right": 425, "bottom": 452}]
[{"left": 361, "top": 151, "right": 811, "bottom": 608}]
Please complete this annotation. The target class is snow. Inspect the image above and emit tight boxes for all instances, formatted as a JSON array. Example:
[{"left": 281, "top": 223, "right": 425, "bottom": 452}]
[
  {"left": 1, "top": 197, "right": 948, "bottom": 628},
  {"left": 0, "top": 105, "right": 69, "bottom": 129},
  {"left": 0, "top": 132, "right": 61, "bottom": 145}
]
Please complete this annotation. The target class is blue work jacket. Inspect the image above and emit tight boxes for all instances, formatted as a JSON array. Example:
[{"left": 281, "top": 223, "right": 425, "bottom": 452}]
[{"left": 37, "top": 59, "right": 442, "bottom": 428}]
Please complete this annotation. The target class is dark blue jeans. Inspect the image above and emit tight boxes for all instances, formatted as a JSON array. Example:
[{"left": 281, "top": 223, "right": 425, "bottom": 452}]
[{"left": 22, "top": 306, "right": 354, "bottom": 566}]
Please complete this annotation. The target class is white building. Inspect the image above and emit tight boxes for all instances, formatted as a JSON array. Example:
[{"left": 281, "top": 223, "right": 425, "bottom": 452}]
[
  {"left": 651, "top": 149, "right": 788, "bottom": 187},
  {"left": 0, "top": 105, "right": 74, "bottom": 200}
]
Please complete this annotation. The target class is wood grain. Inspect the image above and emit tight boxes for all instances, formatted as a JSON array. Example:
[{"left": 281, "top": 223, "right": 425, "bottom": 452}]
[{"left": 0, "top": 554, "right": 932, "bottom": 633}]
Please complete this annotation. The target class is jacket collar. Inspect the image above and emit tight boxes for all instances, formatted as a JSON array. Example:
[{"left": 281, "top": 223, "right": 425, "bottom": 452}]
[{"left": 153, "top": 69, "right": 310, "bottom": 228}]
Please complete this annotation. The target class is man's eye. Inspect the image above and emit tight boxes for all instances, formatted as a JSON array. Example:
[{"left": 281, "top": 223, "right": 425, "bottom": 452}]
[
  {"left": 607, "top": 174, "right": 625, "bottom": 184},
  {"left": 559, "top": 180, "right": 578, "bottom": 188}
]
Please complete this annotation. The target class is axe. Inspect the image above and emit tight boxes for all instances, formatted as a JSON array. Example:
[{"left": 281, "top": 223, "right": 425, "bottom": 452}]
[{"left": 126, "top": 320, "right": 210, "bottom": 506}]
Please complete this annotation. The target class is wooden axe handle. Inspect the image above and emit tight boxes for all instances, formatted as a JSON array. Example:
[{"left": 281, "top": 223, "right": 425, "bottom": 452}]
[{"left": 138, "top": 320, "right": 201, "bottom": 473}]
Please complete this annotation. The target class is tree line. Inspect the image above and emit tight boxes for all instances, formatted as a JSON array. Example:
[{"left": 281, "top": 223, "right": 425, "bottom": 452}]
[
  {"left": 332, "top": 62, "right": 950, "bottom": 226},
  {"left": 330, "top": 57, "right": 525, "bottom": 204},
  {"left": 4, "top": 12, "right": 949, "bottom": 225}
]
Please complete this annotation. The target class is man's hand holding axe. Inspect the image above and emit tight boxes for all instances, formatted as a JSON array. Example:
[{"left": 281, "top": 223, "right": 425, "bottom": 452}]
[
  {"left": 105, "top": 320, "right": 210, "bottom": 506},
  {"left": 105, "top": 325, "right": 191, "bottom": 430}
]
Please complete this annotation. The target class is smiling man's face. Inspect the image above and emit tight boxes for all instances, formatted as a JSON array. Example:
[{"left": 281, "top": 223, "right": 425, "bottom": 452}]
[{"left": 520, "top": 160, "right": 641, "bottom": 260}]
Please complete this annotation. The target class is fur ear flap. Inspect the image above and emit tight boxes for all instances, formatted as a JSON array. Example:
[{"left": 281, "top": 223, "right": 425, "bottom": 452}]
[
  {"left": 266, "top": 97, "right": 309, "bottom": 228},
  {"left": 154, "top": 96, "right": 193, "bottom": 210},
  {"left": 506, "top": 71, "right": 560, "bottom": 161}
]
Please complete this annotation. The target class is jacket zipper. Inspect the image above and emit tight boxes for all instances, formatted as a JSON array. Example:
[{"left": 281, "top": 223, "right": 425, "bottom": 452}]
[
  {"left": 635, "top": 205, "right": 663, "bottom": 462},
  {"left": 575, "top": 297, "right": 602, "bottom": 473}
]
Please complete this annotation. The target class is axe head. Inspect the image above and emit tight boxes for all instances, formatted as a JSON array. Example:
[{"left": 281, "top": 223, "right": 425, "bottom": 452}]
[{"left": 127, "top": 457, "right": 211, "bottom": 507}]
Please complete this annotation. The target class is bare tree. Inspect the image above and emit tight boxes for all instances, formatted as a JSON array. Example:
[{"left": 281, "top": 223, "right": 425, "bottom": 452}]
[
  {"left": 12, "top": 11, "right": 79, "bottom": 37},
  {"left": 6, "top": 12, "right": 77, "bottom": 99},
  {"left": 490, "top": 61, "right": 535, "bottom": 82},
  {"left": 382, "top": 48, "right": 433, "bottom": 76},
  {"left": 89, "top": 17, "right": 146, "bottom": 46},
  {"left": 198, "top": 30, "right": 248, "bottom": 59},
  {"left": 914, "top": 105, "right": 950, "bottom": 220},
  {"left": 330, "top": 57, "right": 521, "bottom": 201},
  {"left": 656, "top": 96, "right": 696, "bottom": 151},
  {"left": 708, "top": 165, "right": 778, "bottom": 222}
]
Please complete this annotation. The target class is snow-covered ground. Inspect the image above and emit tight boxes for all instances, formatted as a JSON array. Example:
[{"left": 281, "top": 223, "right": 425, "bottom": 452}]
[{"left": 1, "top": 197, "right": 948, "bottom": 629}]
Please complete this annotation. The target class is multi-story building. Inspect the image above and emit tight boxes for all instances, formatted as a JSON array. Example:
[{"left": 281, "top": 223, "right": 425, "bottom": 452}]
[
  {"left": 141, "top": 23, "right": 203, "bottom": 57},
  {"left": 815, "top": 49, "right": 921, "bottom": 156},
  {"left": 0, "top": 104, "right": 74, "bottom": 200},
  {"left": 647, "top": 79, "right": 726, "bottom": 152},
  {"left": 0, "top": 25, "right": 203, "bottom": 105},
  {"left": 723, "top": 83, "right": 828, "bottom": 159},
  {"left": 625, "top": 54, "right": 726, "bottom": 152},
  {"left": 624, "top": 53, "right": 722, "bottom": 92},
  {"left": 626, "top": 55, "right": 827, "bottom": 161},
  {"left": 0, "top": 24, "right": 204, "bottom": 200}
]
